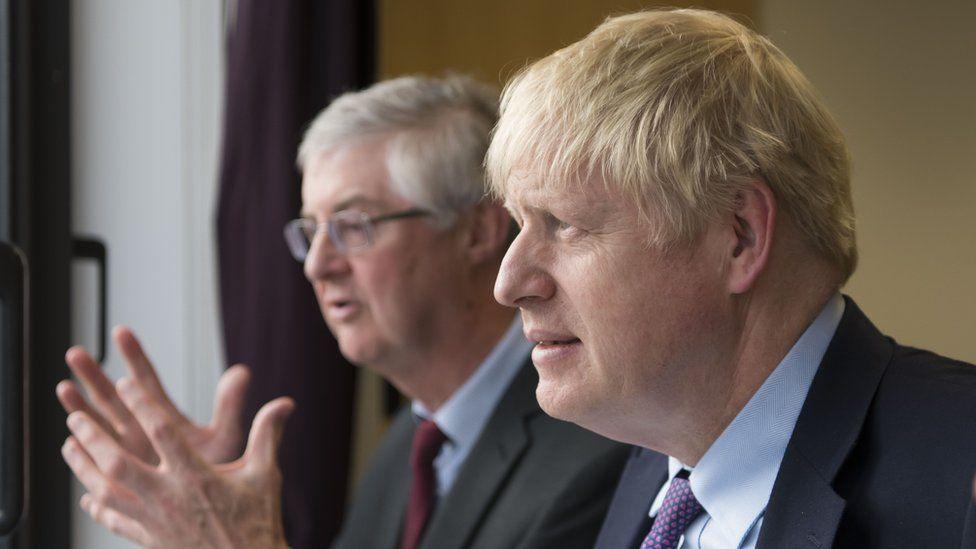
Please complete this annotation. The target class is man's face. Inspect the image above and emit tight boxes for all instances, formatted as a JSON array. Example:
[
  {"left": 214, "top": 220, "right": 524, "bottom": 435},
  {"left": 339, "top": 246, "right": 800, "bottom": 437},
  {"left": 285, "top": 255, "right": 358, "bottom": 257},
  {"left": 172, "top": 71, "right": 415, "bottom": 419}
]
[
  {"left": 494, "top": 177, "right": 734, "bottom": 443},
  {"left": 301, "top": 137, "right": 463, "bottom": 374}
]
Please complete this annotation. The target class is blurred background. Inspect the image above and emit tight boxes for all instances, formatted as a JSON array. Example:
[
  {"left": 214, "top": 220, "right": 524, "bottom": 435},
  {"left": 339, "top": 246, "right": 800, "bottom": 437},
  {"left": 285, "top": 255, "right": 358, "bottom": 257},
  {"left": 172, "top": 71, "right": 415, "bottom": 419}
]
[{"left": 0, "top": 0, "right": 973, "bottom": 547}]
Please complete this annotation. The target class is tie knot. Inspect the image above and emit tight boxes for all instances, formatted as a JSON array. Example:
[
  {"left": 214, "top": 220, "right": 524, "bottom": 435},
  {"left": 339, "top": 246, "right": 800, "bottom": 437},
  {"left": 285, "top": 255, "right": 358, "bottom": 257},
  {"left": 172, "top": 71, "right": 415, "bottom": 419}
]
[
  {"left": 641, "top": 473, "right": 704, "bottom": 549},
  {"left": 411, "top": 420, "right": 447, "bottom": 468}
]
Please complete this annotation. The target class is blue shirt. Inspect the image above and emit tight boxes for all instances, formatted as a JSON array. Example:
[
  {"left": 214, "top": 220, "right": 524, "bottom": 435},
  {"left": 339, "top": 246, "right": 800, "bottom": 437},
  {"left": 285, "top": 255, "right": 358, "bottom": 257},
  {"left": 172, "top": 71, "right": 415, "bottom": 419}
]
[
  {"left": 648, "top": 294, "right": 845, "bottom": 548},
  {"left": 412, "top": 315, "right": 534, "bottom": 496}
]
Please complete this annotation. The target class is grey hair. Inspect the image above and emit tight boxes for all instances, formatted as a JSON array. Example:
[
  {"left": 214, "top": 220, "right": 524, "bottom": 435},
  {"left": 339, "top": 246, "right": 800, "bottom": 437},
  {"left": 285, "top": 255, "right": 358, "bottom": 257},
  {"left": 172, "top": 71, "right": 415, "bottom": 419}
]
[{"left": 297, "top": 74, "right": 499, "bottom": 227}]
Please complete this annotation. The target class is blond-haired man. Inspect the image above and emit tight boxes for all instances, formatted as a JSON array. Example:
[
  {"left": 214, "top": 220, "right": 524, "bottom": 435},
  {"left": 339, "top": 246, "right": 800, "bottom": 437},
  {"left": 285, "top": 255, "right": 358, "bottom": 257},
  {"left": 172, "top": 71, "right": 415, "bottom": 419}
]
[{"left": 489, "top": 8, "right": 976, "bottom": 548}]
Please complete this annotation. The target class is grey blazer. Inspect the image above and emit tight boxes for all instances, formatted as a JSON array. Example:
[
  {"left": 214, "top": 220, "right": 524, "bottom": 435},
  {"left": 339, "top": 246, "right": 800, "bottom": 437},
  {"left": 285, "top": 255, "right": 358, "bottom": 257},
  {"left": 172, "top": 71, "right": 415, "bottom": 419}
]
[{"left": 332, "top": 359, "right": 630, "bottom": 549}]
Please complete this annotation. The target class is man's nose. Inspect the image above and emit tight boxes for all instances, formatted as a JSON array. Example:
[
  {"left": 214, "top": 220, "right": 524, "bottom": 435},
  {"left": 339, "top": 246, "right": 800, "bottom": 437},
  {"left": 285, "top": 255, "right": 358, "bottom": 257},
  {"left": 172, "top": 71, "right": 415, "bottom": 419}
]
[
  {"left": 493, "top": 232, "right": 555, "bottom": 308},
  {"left": 304, "top": 232, "right": 350, "bottom": 281}
]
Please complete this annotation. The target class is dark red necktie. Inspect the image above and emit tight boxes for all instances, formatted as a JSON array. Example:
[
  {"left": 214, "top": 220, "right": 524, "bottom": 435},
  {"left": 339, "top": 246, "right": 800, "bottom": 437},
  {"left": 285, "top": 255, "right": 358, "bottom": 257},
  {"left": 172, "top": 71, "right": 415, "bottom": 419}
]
[{"left": 400, "top": 420, "right": 447, "bottom": 549}]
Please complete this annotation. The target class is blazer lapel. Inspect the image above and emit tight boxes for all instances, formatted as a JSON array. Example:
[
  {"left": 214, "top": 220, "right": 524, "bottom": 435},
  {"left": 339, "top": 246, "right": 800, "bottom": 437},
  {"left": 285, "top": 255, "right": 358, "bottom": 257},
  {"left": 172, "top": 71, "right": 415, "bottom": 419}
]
[
  {"left": 757, "top": 297, "right": 893, "bottom": 548},
  {"left": 419, "top": 361, "right": 539, "bottom": 549},
  {"left": 594, "top": 448, "right": 668, "bottom": 549},
  {"left": 380, "top": 415, "right": 415, "bottom": 549}
]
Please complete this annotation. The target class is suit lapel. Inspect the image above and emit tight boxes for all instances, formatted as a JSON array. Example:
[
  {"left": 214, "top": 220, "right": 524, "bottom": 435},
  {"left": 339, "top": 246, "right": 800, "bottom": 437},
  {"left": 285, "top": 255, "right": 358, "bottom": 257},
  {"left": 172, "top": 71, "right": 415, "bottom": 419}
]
[
  {"left": 420, "top": 360, "right": 539, "bottom": 549},
  {"left": 756, "top": 450, "right": 846, "bottom": 548},
  {"left": 757, "top": 297, "right": 893, "bottom": 548},
  {"left": 380, "top": 413, "right": 416, "bottom": 549},
  {"left": 594, "top": 448, "right": 668, "bottom": 549}
]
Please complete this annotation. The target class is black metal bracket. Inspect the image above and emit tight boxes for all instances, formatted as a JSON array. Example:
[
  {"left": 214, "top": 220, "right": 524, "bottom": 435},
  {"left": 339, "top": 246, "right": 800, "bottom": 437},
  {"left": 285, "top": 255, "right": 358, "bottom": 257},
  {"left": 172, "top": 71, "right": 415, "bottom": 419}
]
[{"left": 71, "top": 237, "right": 107, "bottom": 363}]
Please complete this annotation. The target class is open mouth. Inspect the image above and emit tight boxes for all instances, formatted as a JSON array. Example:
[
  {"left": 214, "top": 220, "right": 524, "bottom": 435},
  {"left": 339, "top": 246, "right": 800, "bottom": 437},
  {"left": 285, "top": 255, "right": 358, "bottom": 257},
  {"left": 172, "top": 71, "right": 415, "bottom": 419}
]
[
  {"left": 531, "top": 337, "right": 583, "bottom": 366},
  {"left": 327, "top": 299, "right": 360, "bottom": 320},
  {"left": 536, "top": 338, "right": 581, "bottom": 347}
]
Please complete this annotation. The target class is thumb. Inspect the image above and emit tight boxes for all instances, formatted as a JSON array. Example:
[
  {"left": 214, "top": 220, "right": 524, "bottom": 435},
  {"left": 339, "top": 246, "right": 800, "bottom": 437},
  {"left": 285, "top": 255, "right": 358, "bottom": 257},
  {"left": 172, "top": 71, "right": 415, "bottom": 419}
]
[
  {"left": 242, "top": 397, "right": 295, "bottom": 472},
  {"left": 210, "top": 364, "right": 251, "bottom": 434}
]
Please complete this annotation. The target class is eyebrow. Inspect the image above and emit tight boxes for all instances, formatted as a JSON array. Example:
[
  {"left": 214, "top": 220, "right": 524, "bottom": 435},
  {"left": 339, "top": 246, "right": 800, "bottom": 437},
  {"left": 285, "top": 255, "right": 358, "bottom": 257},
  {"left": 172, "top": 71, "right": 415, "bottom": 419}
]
[
  {"left": 503, "top": 195, "right": 613, "bottom": 228},
  {"left": 300, "top": 194, "right": 387, "bottom": 219}
]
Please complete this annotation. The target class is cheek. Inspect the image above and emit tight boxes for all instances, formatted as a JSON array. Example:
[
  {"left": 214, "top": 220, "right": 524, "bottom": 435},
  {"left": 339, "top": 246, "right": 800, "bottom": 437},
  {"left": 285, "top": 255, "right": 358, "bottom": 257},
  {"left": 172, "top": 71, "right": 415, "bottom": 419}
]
[
  {"left": 356, "top": 261, "right": 402, "bottom": 321},
  {"left": 570, "top": 251, "right": 723, "bottom": 384},
  {"left": 567, "top": 252, "right": 645, "bottom": 349},
  {"left": 355, "top": 246, "right": 433, "bottom": 332}
]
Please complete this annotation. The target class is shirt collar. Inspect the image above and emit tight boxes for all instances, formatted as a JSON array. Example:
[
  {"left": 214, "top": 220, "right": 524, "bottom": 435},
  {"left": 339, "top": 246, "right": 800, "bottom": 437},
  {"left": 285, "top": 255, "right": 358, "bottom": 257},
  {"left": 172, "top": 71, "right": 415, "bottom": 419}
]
[
  {"left": 412, "top": 315, "right": 533, "bottom": 451},
  {"left": 650, "top": 294, "right": 845, "bottom": 546}
]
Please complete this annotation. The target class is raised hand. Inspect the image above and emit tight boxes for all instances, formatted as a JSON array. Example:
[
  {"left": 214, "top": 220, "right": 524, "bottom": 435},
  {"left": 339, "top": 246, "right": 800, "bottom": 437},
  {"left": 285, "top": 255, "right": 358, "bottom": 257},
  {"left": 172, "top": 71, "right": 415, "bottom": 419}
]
[
  {"left": 57, "top": 326, "right": 249, "bottom": 465},
  {"left": 62, "top": 374, "right": 294, "bottom": 548}
]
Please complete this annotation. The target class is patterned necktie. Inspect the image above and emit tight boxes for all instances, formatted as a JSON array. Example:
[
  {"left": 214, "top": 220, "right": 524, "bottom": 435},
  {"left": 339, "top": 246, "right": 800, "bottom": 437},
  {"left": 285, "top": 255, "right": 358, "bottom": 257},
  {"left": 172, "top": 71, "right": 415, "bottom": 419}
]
[
  {"left": 640, "top": 471, "right": 703, "bottom": 549},
  {"left": 400, "top": 420, "right": 448, "bottom": 549}
]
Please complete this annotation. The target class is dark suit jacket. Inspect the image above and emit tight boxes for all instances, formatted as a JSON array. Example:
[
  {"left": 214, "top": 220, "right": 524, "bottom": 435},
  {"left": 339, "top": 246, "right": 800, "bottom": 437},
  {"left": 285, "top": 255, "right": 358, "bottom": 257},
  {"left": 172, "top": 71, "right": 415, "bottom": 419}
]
[
  {"left": 596, "top": 297, "right": 976, "bottom": 548},
  {"left": 333, "top": 359, "right": 630, "bottom": 549}
]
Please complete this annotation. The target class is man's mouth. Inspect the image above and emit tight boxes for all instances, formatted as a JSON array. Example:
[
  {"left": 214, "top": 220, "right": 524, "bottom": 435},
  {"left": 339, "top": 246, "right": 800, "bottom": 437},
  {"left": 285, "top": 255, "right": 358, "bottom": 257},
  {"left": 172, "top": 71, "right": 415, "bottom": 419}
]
[
  {"left": 525, "top": 328, "right": 579, "bottom": 346},
  {"left": 526, "top": 329, "right": 583, "bottom": 366},
  {"left": 326, "top": 299, "right": 361, "bottom": 321},
  {"left": 535, "top": 338, "right": 582, "bottom": 347},
  {"left": 531, "top": 338, "right": 583, "bottom": 367}
]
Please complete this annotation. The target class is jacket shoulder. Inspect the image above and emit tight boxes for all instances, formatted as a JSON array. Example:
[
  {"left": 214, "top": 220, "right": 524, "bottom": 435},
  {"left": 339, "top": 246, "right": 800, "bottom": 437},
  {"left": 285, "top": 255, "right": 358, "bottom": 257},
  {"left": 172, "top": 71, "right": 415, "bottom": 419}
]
[
  {"left": 886, "top": 341, "right": 976, "bottom": 386},
  {"left": 877, "top": 340, "right": 976, "bottom": 413},
  {"left": 831, "top": 339, "right": 976, "bottom": 547}
]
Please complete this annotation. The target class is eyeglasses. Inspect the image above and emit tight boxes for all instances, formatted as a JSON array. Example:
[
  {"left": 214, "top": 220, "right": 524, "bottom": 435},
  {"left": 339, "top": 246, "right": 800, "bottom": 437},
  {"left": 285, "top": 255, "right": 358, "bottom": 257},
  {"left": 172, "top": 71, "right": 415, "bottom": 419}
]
[{"left": 283, "top": 208, "right": 431, "bottom": 261}]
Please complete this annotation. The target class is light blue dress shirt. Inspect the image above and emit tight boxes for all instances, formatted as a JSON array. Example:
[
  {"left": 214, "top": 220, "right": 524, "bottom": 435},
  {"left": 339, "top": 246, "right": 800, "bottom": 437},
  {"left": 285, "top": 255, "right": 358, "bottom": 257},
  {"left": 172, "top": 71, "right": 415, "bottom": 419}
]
[
  {"left": 648, "top": 294, "right": 845, "bottom": 548},
  {"left": 412, "top": 315, "right": 534, "bottom": 496}
]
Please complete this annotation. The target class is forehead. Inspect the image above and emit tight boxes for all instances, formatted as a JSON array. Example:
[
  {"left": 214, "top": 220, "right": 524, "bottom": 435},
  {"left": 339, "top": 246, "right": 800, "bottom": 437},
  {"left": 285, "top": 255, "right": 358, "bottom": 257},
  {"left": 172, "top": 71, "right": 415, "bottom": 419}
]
[
  {"left": 501, "top": 169, "right": 619, "bottom": 217},
  {"left": 300, "top": 138, "right": 409, "bottom": 215}
]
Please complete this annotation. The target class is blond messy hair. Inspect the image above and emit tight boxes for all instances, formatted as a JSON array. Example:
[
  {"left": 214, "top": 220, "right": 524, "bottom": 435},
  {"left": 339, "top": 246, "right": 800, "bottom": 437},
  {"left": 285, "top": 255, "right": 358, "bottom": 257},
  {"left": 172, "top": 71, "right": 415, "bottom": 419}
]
[{"left": 486, "top": 8, "right": 857, "bottom": 279}]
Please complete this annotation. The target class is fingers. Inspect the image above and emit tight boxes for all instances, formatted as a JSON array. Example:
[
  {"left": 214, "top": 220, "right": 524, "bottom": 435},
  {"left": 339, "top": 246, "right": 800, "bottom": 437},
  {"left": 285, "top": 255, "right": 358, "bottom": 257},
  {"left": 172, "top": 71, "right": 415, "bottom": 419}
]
[
  {"left": 64, "top": 346, "right": 137, "bottom": 431},
  {"left": 210, "top": 364, "right": 250, "bottom": 438},
  {"left": 114, "top": 326, "right": 181, "bottom": 417},
  {"left": 80, "top": 493, "right": 152, "bottom": 546},
  {"left": 117, "top": 377, "right": 199, "bottom": 470},
  {"left": 66, "top": 412, "right": 155, "bottom": 493},
  {"left": 62, "top": 436, "right": 146, "bottom": 521},
  {"left": 242, "top": 397, "right": 295, "bottom": 472},
  {"left": 56, "top": 380, "right": 119, "bottom": 441}
]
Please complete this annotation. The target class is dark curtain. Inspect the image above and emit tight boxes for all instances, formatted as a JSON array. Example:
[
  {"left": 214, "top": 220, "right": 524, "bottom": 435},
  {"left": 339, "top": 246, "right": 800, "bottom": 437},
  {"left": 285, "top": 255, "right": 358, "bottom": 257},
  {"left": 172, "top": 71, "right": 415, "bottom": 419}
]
[{"left": 216, "top": 2, "right": 374, "bottom": 547}]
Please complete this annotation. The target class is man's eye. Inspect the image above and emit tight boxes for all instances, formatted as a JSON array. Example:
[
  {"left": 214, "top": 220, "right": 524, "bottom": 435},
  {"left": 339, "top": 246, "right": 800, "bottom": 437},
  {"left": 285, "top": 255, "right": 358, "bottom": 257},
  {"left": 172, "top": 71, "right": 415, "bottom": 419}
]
[
  {"left": 558, "top": 223, "right": 586, "bottom": 239},
  {"left": 336, "top": 220, "right": 362, "bottom": 233},
  {"left": 545, "top": 214, "right": 584, "bottom": 238}
]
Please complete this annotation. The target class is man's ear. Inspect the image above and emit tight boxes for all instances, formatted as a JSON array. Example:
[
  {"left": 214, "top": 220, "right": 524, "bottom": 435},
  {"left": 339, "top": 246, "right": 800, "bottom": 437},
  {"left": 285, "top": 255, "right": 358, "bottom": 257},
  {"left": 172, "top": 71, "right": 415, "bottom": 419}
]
[
  {"left": 726, "top": 179, "right": 777, "bottom": 294},
  {"left": 462, "top": 201, "right": 513, "bottom": 265}
]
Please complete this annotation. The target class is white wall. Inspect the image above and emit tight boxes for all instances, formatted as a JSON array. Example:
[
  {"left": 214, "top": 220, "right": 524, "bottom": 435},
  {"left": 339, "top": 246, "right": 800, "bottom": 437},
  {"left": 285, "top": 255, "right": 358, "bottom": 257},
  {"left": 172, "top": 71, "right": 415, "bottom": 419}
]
[
  {"left": 762, "top": 0, "right": 976, "bottom": 363},
  {"left": 70, "top": 1, "right": 225, "bottom": 546}
]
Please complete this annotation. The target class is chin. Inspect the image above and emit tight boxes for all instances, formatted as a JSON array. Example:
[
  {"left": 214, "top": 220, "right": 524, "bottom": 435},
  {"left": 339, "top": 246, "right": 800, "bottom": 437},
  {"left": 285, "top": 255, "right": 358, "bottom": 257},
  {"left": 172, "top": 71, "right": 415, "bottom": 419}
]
[
  {"left": 535, "top": 377, "right": 585, "bottom": 422},
  {"left": 335, "top": 335, "right": 379, "bottom": 368},
  {"left": 536, "top": 375, "right": 620, "bottom": 438}
]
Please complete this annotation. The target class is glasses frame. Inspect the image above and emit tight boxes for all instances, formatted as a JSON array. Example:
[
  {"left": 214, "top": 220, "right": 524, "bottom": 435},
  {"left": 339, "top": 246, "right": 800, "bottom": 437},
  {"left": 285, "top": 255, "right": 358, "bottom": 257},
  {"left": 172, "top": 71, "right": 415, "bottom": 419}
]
[{"left": 284, "top": 208, "right": 431, "bottom": 261}]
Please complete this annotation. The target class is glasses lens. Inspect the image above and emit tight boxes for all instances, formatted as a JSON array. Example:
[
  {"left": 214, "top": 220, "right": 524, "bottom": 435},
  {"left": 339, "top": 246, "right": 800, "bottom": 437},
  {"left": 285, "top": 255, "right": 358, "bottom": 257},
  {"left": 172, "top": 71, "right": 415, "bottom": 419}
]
[
  {"left": 329, "top": 212, "right": 371, "bottom": 251},
  {"left": 283, "top": 219, "right": 316, "bottom": 261}
]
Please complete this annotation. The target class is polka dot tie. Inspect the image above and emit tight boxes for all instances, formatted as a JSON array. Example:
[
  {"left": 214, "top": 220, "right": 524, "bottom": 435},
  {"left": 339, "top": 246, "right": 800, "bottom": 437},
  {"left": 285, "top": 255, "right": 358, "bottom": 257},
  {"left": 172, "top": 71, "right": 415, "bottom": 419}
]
[{"left": 640, "top": 472, "right": 703, "bottom": 549}]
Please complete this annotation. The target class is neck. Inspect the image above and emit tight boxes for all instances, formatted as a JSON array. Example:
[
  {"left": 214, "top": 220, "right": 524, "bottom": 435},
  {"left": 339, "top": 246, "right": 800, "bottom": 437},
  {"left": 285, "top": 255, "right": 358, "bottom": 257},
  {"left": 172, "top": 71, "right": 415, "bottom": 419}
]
[
  {"left": 389, "top": 296, "right": 516, "bottom": 412},
  {"left": 650, "top": 266, "right": 841, "bottom": 466}
]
